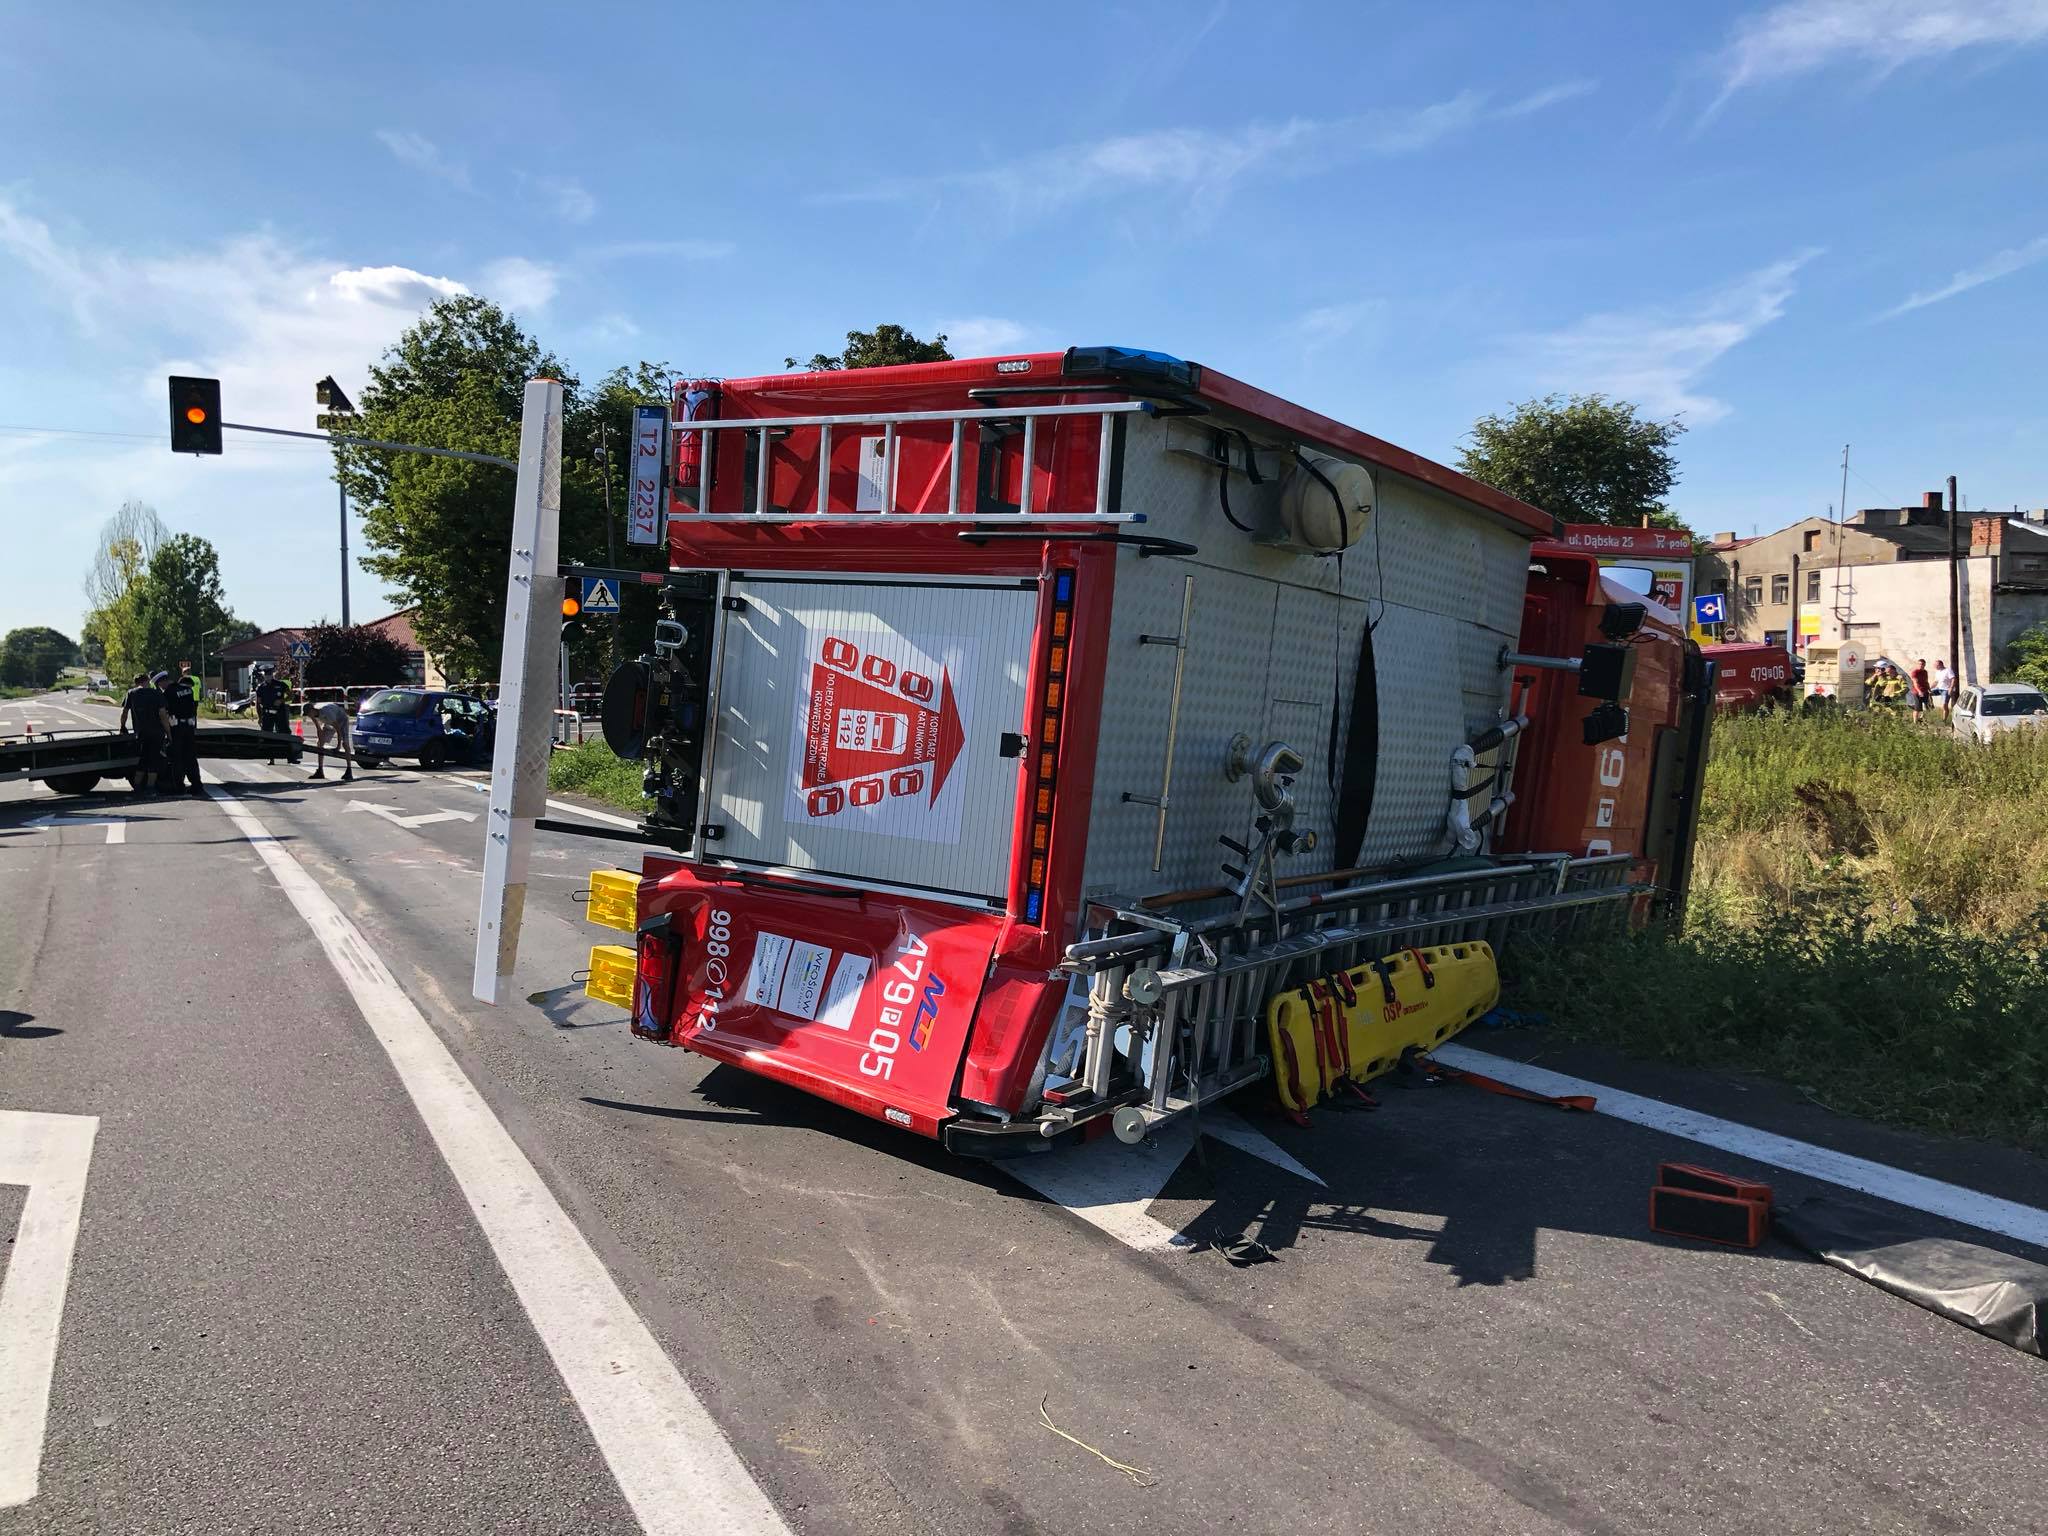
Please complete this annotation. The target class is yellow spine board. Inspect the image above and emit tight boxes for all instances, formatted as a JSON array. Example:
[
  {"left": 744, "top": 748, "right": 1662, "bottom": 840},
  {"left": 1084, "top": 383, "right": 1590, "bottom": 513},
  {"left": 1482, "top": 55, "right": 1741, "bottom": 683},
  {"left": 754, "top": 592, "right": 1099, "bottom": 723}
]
[{"left": 1262, "top": 942, "right": 1500, "bottom": 1108}]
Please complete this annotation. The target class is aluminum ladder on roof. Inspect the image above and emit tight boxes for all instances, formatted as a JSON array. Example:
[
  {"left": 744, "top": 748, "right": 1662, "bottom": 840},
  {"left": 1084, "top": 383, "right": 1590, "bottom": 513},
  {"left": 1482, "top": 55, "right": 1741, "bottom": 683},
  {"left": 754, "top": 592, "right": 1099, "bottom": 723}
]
[{"left": 675, "top": 400, "right": 1151, "bottom": 524}]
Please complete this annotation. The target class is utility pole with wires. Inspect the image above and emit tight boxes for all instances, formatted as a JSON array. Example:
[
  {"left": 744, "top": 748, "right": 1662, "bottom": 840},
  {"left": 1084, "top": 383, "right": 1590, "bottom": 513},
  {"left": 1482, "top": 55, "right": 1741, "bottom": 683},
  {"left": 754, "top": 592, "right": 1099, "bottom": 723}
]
[{"left": 1948, "top": 475, "right": 1961, "bottom": 683}]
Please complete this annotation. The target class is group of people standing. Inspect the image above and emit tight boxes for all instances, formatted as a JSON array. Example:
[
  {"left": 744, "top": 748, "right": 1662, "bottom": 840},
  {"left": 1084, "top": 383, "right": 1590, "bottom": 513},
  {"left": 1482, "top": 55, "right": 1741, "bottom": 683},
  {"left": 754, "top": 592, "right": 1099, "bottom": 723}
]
[
  {"left": 1865, "top": 657, "right": 1957, "bottom": 718},
  {"left": 115, "top": 661, "right": 204, "bottom": 795},
  {"left": 115, "top": 662, "right": 354, "bottom": 792}
]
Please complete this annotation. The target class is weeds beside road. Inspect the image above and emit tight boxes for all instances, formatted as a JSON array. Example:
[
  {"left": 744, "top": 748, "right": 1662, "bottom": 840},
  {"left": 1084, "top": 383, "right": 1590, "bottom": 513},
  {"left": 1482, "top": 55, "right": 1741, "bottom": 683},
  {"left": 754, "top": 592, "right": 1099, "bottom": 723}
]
[
  {"left": 548, "top": 738, "right": 646, "bottom": 809},
  {"left": 1516, "top": 709, "right": 2048, "bottom": 1154}
]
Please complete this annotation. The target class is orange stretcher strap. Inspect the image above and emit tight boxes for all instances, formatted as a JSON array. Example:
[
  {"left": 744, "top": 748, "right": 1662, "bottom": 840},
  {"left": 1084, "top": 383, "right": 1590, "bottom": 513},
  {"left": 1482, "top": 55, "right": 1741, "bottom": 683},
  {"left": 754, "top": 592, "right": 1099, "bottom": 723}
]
[{"left": 1423, "top": 1059, "right": 1595, "bottom": 1112}]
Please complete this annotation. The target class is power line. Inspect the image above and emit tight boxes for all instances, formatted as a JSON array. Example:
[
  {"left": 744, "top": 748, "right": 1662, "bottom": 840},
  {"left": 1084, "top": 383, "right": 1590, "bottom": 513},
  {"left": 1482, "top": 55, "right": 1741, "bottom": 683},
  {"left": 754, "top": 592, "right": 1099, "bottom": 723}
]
[{"left": 0, "top": 423, "right": 333, "bottom": 453}]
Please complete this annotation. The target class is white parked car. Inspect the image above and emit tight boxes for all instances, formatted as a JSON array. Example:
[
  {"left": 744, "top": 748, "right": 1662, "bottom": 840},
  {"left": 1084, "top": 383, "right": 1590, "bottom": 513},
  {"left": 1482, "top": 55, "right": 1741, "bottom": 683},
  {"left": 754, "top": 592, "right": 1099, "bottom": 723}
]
[{"left": 1952, "top": 682, "right": 2048, "bottom": 743}]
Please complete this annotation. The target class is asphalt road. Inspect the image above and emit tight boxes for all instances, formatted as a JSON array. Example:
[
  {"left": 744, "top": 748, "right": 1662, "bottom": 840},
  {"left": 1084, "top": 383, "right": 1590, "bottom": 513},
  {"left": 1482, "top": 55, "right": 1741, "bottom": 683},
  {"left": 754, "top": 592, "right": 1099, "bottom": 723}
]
[{"left": 3, "top": 687, "right": 2045, "bottom": 1534}]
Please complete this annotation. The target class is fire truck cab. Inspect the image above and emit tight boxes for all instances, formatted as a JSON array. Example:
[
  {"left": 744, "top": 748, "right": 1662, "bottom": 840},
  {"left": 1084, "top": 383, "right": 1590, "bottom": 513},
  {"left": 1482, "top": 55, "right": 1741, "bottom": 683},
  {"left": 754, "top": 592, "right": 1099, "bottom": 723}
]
[{"left": 585, "top": 347, "right": 1711, "bottom": 1154}]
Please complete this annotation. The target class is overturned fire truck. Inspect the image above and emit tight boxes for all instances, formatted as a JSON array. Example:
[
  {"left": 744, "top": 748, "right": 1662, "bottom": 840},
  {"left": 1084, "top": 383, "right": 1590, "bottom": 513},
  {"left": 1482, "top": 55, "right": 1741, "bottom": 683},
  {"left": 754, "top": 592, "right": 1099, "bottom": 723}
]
[{"left": 489, "top": 347, "right": 1712, "bottom": 1154}]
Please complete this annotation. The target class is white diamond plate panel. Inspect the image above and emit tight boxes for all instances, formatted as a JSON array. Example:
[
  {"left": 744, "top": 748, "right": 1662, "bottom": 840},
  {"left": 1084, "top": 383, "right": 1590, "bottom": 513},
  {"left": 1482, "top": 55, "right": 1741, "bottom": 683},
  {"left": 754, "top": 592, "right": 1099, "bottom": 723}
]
[{"left": 1083, "top": 418, "right": 1530, "bottom": 892}]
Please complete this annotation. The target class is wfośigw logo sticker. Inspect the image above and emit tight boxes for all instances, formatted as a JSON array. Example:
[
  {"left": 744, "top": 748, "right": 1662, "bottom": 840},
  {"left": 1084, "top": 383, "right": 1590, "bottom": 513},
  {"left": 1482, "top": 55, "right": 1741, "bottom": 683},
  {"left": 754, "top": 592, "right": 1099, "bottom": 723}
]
[{"left": 790, "top": 623, "right": 972, "bottom": 845}]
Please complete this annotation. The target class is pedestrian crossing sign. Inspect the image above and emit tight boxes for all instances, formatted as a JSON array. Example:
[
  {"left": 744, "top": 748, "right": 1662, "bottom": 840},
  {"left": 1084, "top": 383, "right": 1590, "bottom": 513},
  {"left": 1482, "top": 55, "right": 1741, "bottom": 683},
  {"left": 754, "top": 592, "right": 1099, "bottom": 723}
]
[
  {"left": 287, "top": 639, "right": 313, "bottom": 660},
  {"left": 580, "top": 577, "right": 620, "bottom": 615}
]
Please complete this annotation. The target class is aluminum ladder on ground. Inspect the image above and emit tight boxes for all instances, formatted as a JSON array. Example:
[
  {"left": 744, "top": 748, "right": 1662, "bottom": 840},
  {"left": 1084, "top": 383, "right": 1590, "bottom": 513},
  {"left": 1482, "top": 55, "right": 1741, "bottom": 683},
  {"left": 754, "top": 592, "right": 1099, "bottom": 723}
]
[{"left": 1051, "top": 855, "right": 1641, "bottom": 1141}]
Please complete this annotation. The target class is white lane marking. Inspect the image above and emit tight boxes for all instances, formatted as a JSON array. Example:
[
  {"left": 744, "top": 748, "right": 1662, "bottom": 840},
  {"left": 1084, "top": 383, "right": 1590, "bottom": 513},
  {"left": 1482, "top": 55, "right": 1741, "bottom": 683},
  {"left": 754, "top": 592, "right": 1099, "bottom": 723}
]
[
  {"left": 546, "top": 798, "right": 641, "bottom": 830},
  {"left": 1433, "top": 1044, "right": 2048, "bottom": 1249},
  {"left": 21, "top": 813, "right": 127, "bottom": 845},
  {"left": 343, "top": 799, "right": 477, "bottom": 831},
  {"left": 202, "top": 784, "right": 790, "bottom": 1535},
  {"left": 0, "top": 1111, "right": 99, "bottom": 1510},
  {"left": 1004, "top": 1110, "right": 1324, "bottom": 1253}
]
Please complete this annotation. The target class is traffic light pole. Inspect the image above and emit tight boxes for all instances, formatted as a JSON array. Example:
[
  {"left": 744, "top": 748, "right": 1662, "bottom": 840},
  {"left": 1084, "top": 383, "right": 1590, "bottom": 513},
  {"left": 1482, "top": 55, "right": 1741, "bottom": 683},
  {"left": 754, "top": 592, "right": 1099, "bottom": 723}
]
[
  {"left": 339, "top": 480, "right": 352, "bottom": 628},
  {"left": 219, "top": 420, "right": 518, "bottom": 469}
]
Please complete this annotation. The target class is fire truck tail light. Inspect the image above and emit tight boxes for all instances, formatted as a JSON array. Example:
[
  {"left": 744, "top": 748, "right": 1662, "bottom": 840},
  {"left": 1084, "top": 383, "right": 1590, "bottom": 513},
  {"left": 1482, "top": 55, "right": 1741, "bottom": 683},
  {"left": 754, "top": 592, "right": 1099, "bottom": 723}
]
[{"left": 634, "top": 916, "right": 679, "bottom": 1039}]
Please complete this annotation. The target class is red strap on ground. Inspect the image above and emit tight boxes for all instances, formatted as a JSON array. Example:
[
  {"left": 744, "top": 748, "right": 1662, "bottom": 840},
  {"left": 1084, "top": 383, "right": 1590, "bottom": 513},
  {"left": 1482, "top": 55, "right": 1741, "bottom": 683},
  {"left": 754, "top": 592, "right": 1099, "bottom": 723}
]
[{"left": 1424, "top": 1060, "right": 1595, "bottom": 1112}]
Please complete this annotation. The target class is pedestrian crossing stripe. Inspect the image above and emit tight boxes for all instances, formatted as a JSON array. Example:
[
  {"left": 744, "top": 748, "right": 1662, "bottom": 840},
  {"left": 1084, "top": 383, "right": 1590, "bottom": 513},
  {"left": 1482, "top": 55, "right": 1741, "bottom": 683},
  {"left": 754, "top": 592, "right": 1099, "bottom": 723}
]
[{"left": 581, "top": 577, "right": 620, "bottom": 614}]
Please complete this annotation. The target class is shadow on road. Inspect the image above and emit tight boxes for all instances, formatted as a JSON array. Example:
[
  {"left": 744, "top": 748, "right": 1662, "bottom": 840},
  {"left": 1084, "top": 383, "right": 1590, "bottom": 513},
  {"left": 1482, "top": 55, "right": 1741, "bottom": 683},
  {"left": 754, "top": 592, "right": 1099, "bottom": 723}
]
[{"left": 1, "top": 1010, "right": 61, "bottom": 1039}]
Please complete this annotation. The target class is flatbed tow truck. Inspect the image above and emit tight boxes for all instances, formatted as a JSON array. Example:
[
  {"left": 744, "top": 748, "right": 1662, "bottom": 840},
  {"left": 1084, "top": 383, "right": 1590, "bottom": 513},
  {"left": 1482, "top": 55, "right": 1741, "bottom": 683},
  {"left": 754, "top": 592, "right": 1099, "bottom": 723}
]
[{"left": 0, "top": 723, "right": 301, "bottom": 795}]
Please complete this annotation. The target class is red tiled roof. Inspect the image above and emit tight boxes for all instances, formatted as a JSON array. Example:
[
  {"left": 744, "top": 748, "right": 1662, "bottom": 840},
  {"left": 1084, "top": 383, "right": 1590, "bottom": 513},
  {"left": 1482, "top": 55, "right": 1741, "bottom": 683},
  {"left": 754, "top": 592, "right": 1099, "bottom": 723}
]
[
  {"left": 218, "top": 610, "right": 424, "bottom": 659},
  {"left": 219, "top": 627, "right": 309, "bottom": 659}
]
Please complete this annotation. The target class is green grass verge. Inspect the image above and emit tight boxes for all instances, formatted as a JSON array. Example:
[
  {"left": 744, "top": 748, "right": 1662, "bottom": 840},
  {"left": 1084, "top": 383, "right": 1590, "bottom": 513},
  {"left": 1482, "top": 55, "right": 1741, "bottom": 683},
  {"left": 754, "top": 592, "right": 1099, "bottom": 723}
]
[
  {"left": 1511, "top": 708, "right": 2048, "bottom": 1154},
  {"left": 547, "top": 739, "right": 647, "bottom": 813},
  {"left": 1510, "top": 897, "right": 2048, "bottom": 1155}
]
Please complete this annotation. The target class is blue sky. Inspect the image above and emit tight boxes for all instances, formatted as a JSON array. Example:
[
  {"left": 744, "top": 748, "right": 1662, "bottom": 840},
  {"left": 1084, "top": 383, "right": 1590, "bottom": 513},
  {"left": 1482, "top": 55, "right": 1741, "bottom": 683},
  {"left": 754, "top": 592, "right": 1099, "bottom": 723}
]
[{"left": 4, "top": 0, "right": 2046, "bottom": 642}]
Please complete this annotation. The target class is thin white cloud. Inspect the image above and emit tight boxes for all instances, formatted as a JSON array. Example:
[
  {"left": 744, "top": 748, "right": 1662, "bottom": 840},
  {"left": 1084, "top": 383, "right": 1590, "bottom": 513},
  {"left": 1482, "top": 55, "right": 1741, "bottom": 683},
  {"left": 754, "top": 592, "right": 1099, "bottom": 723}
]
[
  {"left": 539, "top": 176, "right": 597, "bottom": 224},
  {"left": 1878, "top": 233, "right": 2048, "bottom": 318},
  {"left": 1713, "top": 0, "right": 2048, "bottom": 105},
  {"left": 374, "top": 128, "right": 473, "bottom": 190},
  {"left": 936, "top": 317, "right": 1033, "bottom": 356},
  {"left": 1493, "top": 252, "right": 1820, "bottom": 425},
  {"left": 813, "top": 82, "right": 1592, "bottom": 220},
  {"left": 1290, "top": 299, "right": 1384, "bottom": 354},
  {"left": 478, "top": 256, "right": 557, "bottom": 312},
  {"left": 1499, "top": 78, "right": 1599, "bottom": 117},
  {"left": 579, "top": 238, "right": 738, "bottom": 262}
]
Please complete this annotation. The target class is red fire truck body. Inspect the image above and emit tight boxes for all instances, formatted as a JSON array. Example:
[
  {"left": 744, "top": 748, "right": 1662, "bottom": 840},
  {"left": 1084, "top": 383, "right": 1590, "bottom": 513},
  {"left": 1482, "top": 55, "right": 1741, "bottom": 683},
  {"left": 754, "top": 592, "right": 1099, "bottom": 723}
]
[
  {"left": 602, "top": 347, "right": 1710, "bottom": 1152},
  {"left": 1701, "top": 641, "right": 1795, "bottom": 711}
]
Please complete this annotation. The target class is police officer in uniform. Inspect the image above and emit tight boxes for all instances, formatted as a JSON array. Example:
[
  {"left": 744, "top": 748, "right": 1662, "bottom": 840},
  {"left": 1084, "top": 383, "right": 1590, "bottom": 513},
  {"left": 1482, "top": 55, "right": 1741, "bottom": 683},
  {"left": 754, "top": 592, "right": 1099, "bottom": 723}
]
[
  {"left": 161, "top": 663, "right": 204, "bottom": 794},
  {"left": 252, "top": 665, "right": 291, "bottom": 762},
  {"left": 117, "top": 672, "right": 166, "bottom": 795}
]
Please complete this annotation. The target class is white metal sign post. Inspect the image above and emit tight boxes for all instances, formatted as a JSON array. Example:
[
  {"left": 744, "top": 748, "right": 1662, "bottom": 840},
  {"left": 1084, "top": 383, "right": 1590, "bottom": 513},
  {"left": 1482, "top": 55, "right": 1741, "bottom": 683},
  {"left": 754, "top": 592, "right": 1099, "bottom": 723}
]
[{"left": 474, "top": 377, "right": 565, "bottom": 1004}]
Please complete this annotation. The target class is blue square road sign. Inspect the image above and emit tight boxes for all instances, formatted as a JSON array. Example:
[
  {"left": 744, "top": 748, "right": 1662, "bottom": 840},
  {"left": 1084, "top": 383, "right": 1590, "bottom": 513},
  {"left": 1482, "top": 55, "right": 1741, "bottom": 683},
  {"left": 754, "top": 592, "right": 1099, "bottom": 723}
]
[
  {"left": 580, "top": 576, "right": 621, "bottom": 616},
  {"left": 1693, "top": 592, "right": 1726, "bottom": 627}
]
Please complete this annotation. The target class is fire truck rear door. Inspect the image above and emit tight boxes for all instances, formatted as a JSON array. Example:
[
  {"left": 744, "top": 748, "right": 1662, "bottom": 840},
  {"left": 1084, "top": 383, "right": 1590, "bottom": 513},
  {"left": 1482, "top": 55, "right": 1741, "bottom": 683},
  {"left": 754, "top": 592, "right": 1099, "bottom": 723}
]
[{"left": 704, "top": 574, "right": 1037, "bottom": 906}]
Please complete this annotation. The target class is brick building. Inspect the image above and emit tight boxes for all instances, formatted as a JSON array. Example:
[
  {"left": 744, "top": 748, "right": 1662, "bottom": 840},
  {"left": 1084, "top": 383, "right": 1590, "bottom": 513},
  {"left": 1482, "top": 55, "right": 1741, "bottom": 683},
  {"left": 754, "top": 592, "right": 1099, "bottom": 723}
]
[{"left": 1699, "top": 493, "right": 2048, "bottom": 650}]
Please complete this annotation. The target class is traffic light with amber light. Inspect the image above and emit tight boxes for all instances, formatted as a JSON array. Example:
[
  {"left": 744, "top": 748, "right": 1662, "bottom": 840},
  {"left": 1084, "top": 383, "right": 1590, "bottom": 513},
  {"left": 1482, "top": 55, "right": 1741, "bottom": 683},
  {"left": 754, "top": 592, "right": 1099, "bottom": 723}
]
[
  {"left": 169, "top": 376, "right": 223, "bottom": 455},
  {"left": 561, "top": 582, "right": 588, "bottom": 647}
]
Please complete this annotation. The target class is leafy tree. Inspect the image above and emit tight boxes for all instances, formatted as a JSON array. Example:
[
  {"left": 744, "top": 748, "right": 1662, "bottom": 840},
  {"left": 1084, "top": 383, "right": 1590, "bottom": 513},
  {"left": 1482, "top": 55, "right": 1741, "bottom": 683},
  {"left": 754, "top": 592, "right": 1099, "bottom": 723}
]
[
  {"left": 80, "top": 499, "right": 168, "bottom": 682},
  {"left": 297, "top": 622, "right": 413, "bottom": 688},
  {"left": 2005, "top": 623, "right": 2048, "bottom": 693},
  {"left": 1458, "top": 394, "right": 1688, "bottom": 530},
  {"left": 0, "top": 627, "right": 77, "bottom": 688},
  {"left": 785, "top": 324, "right": 952, "bottom": 372},
  {"left": 79, "top": 616, "right": 106, "bottom": 667},
  {"left": 134, "top": 533, "right": 236, "bottom": 677},
  {"left": 338, "top": 294, "right": 640, "bottom": 680}
]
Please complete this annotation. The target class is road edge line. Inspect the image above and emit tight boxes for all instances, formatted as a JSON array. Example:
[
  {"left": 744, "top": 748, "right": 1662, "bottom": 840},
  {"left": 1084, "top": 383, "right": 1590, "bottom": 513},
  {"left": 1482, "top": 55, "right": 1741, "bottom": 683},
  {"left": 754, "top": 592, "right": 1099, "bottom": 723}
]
[
  {"left": 203, "top": 783, "right": 792, "bottom": 1536},
  {"left": 1433, "top": 1044, "right": 2048, "bottom": 1249},
  {"left": 0, "top": 1111, "right": 99, "bottom": 1510}
]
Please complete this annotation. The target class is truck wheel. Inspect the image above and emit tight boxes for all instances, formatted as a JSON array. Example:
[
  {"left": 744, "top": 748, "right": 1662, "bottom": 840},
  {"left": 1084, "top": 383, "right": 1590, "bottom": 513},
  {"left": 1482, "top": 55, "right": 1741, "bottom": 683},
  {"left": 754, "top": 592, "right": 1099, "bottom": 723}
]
[{"left": 46, "top": 772, "right": 101, "bottom": 795}]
